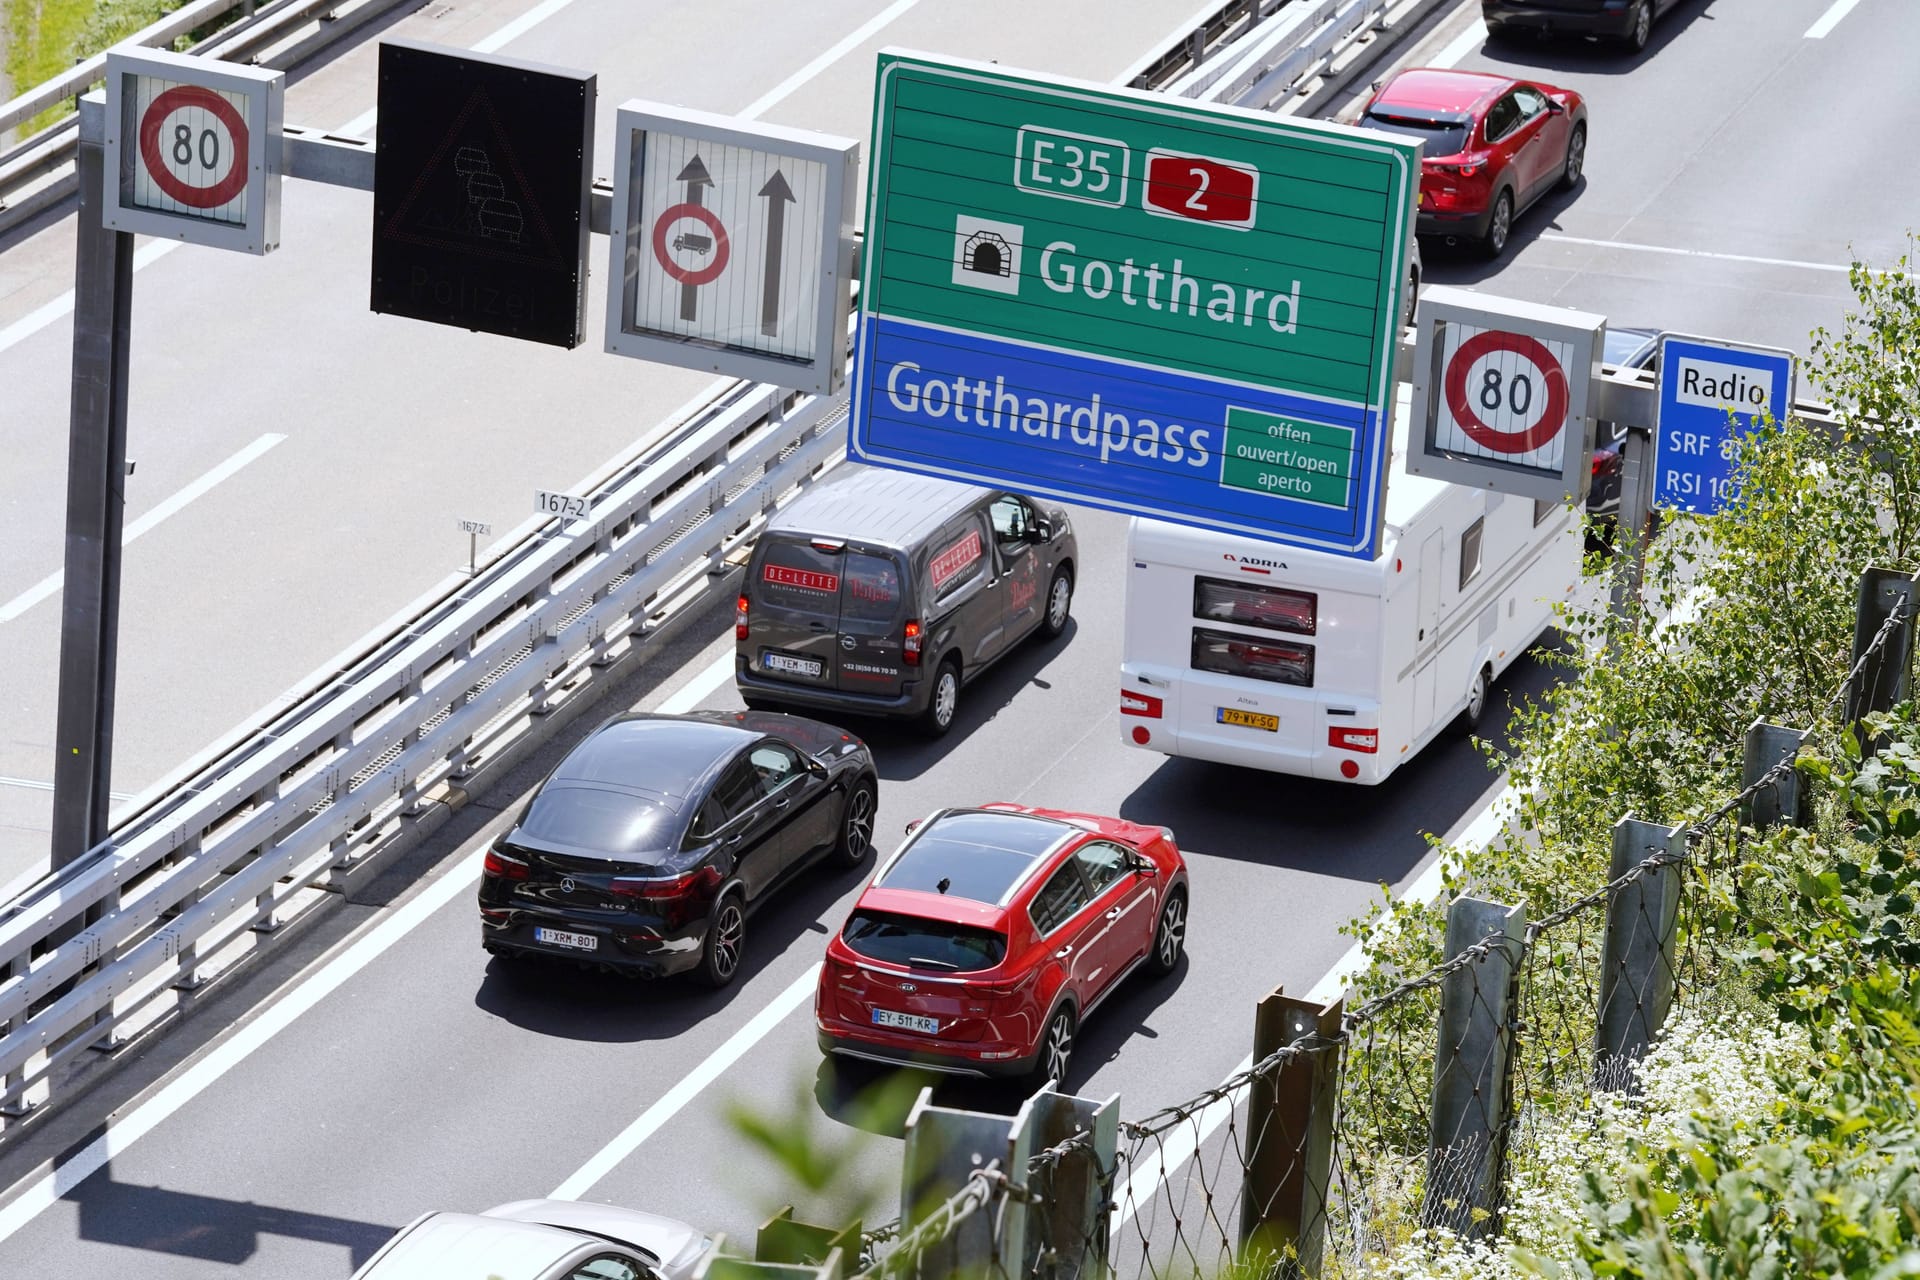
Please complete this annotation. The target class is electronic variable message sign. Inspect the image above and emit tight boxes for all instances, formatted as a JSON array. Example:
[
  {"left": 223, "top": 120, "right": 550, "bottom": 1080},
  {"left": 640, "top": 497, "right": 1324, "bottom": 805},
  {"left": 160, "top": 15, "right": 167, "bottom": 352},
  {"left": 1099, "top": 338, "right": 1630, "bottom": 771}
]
[
  {"left": 850, "top": 51, "right": 1419, "bottom": 559},
  {"left": 370, "top": 40, "right": 594, "bottom": 348}
]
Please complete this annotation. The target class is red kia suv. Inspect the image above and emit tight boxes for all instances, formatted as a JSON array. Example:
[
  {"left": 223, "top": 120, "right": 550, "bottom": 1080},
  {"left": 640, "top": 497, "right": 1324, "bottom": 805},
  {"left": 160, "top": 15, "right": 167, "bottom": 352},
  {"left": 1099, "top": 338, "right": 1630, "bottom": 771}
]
[
  {"left": 1357, "top": 68, "right": 1587, "bottom": 258},
  {"left": 816, "top": 805, "right": 1190, "bottom": 1088}
]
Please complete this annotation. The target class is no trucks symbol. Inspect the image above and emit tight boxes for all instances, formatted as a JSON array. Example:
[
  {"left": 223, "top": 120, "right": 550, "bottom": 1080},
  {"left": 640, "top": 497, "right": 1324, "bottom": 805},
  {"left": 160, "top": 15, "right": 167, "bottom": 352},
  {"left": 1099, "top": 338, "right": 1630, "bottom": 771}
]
[{"left": 651, "top": 156, "right": 731, "bottom": 320}]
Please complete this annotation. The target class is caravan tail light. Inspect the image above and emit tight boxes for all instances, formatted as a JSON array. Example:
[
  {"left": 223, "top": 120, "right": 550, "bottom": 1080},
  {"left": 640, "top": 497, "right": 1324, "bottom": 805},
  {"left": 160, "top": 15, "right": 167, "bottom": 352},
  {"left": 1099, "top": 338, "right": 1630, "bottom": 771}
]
[
  {"left": 1328, "top": 726, "right": 1379, "bottom": 754},
  {"left": 735, "top": 595, "right": 749, "bottom": 641},
  {"left": 1121, "top": 688, "right": 1164, "bottom": 718},
  {"left": 903, "top": 619, "right": 923, "bottom": 665}
]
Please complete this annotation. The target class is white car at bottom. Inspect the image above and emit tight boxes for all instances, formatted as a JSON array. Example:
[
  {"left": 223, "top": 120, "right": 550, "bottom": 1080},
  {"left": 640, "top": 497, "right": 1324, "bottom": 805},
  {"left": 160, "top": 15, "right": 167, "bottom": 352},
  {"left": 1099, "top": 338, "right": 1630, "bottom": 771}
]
[{"left": 352, "top": 1199, "right": 715, "bottom": 1280}]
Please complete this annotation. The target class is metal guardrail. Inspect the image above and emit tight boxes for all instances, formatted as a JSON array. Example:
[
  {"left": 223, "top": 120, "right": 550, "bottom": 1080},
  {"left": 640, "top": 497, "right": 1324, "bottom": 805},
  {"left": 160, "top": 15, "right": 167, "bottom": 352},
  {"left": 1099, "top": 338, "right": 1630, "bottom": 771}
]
[
  {"left": 0, "top": 0, "right": 1456, "bottom": 1130},
  {"left": 0, "top": 0, "right": 420, "bottom": 238}
]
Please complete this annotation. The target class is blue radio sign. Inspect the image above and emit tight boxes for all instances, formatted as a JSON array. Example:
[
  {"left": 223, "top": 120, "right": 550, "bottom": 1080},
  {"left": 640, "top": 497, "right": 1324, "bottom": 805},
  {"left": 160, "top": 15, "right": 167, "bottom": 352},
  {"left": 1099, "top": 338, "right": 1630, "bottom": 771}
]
[{"left": 1652, "top": 336, "right": 1796, "bottom": 515}]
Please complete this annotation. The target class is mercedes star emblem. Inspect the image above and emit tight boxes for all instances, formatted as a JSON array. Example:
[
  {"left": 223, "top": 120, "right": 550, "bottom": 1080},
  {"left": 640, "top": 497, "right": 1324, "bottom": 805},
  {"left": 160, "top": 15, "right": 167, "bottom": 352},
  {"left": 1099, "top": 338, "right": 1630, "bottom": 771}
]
[{"left": 560, "top": 877, "right": 576, "bottom": 893}]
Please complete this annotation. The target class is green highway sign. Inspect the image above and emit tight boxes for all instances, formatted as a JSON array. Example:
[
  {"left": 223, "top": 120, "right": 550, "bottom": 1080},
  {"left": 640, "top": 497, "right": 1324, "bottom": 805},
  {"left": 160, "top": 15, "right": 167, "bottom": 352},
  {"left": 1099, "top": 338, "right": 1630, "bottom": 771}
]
[{"left": 850, "top": 51, "right": 1420, "bottom": 558}]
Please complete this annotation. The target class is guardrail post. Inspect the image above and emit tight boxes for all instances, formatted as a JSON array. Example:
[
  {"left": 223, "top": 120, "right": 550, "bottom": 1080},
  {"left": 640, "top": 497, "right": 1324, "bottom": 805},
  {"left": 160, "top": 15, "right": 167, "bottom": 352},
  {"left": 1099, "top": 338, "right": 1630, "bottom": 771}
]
[
  {"left": 901, "top": 1086, "right": 1034, "bottom": 1280},
  {"left": 1240, "top": 988, "right": 1340, "bottom": 1277},
  {"left": 756, "top": 1208, "right": 861, "bottom": 1267},
  {"left": 0, "top": 957, "right": 32, "bottom": 1118},
  {"left": 1845, "top": 566, "right": 1918, "bottom": 753},
  {"left": 699, "top": 1239, "right": 843, "bottom": 1280},
  {"left": 1424, "top": 896, "right": 1525, "bottom": 1240},
  {"left": 1594, "top": 818, "right": 1687, "bottom": 1092},
  {"left": 1023, "top": 1084, "right": 1117, "bottom": 1280},
  {"left": 1742, "top": 721, "right": 1811, "bottom": 830}
]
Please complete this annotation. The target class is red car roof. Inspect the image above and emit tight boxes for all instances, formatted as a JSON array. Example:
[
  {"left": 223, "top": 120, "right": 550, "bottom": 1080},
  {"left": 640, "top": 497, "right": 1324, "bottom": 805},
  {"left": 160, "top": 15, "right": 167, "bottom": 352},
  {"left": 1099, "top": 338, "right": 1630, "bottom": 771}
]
[{"left": 1372, "top": 67, "right": 1513, "bottom": 115}]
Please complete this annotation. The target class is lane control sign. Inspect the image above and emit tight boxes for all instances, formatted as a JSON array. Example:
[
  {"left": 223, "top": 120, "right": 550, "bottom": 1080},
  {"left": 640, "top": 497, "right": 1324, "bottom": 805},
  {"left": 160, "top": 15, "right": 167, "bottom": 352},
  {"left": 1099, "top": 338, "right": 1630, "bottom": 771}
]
[
  {"left": 606, "top": 102, "right": 858, "bottom": 396},
  {"left": 851, "top": 51, "right": 1420, "bottom": 560},
  {"left": 1406, "top": 286, "right": 1604, "bottom": 505},
  {"left": 103, "top": 47, "right": 283, "bottom": 254},
  {"left": 1652, "top": 335, "right": 1795, "bottom": 515}
]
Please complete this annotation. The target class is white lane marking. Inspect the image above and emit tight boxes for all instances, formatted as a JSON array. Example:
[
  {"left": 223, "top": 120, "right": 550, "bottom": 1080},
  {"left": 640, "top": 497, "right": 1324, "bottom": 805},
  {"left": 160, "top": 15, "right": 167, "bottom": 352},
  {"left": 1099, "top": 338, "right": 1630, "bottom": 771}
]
[
  {"left": 0, "top": 846, "right": 487, "bottom": 1246},
  {"left": 739, "top": 0, "right": 925, "bottom": 121},
  {"left": 0, "top": 776, "right": 133, "bottom": 801},
  {"left": 1537, "top": 233, "right": 1851, "bottom": 274},
  {"left": 1805, "top": 0, "right": 1866, "bottom": 38},
  {"left": 1111, "top": 781, "right": 1517, "bottom": 1235},
  {"left": 0, "top": 637, "right": 771, "bottom": 1239},
  {"left": 334, "top": 0, "right": 588, "bottom": 136},
  {"left": 0, "top": 241, "right": 179, "bottom": 359},
  {"left": 551, "top": 965, "right": 822, "bottom": 1199},
  {"left": 658, "top": 650, "right": 737, "bottom": 715},
  {"left": 1432, "top": 17, "right": 1489, "bottom": 69},
  {"left": 0, "top": 433, "right": 286, "bottom": 625}
]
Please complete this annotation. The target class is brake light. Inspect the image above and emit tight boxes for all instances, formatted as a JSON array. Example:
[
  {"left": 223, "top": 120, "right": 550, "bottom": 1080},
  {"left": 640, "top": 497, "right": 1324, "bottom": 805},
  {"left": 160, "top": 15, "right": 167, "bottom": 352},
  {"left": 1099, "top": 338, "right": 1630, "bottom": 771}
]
[
  {"left": 483, "top": 847, "right": 529, "bottom": 880},
  {"left": 1329, "top": 726, "right": 1379, "bottom": 754},
  {"left": 1434, "top": 152, "right": 1493, "bottom": 178},
  {"left": 608, "top": 866, "right": 722, "bottom": 928},
  {"left": 1121, "top": 688, "right": 1164, "bottom": 718},
  {"left": 736, "top": 594, "right": 749, "bottom": 641},
  {"left": 903, "top": 619, "right": 923, "bottom": 665}
]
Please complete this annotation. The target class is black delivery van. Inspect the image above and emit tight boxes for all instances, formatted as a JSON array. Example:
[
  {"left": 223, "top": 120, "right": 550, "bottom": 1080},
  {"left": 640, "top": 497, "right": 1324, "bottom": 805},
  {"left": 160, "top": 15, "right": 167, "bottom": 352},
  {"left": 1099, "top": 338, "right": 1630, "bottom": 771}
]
[{"left": 735, "top": 466, "right": 1078, "bottom": 736}]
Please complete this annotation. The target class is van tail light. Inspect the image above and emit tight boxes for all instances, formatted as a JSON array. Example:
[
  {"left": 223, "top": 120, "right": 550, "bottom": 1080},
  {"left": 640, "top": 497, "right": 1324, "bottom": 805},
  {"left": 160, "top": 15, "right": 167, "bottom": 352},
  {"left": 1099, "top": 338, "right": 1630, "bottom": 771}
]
[
  {"left": 903, "top": 619, "right": 923, "bottom": 665},
  {"left": 736, "top": 594, "right": 749, "bottom": 641},
  {"left": 1328, "top": 726, "right": 1379, "bottom": 754},
  {"left": 1121, "top": 688, "right": 1164, "bottom": 718},
  {"left": 483, "top": 847, "right": 529, "bottom": 880}
]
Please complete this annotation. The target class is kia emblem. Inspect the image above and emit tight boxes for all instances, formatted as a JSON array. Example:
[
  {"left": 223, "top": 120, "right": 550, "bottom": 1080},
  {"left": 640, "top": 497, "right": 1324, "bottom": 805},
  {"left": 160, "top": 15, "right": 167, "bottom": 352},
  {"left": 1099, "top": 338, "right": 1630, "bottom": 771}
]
[
  {"left": 899, "top": 982, "right": 917, "bottom": 993},
  {"left": 840, "top": 635, "right": 856, "bottom": 650},
  {"left": 560, "top": 877, "right": 576, "bottom": 894}
]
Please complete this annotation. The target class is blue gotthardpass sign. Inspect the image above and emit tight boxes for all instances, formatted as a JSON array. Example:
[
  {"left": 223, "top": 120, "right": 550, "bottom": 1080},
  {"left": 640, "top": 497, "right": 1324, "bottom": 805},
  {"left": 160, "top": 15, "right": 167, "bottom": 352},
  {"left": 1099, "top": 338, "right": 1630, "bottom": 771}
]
[{"left": 1653, "top": 335, "right": 1795, "bottom": 515}]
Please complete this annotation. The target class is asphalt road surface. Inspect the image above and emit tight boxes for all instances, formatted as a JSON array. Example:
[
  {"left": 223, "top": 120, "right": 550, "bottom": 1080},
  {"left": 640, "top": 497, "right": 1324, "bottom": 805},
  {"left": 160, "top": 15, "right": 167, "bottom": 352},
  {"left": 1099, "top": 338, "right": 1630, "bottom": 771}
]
[{"left": 0, "top": 0, "right": 1913, "bottom": 1274}]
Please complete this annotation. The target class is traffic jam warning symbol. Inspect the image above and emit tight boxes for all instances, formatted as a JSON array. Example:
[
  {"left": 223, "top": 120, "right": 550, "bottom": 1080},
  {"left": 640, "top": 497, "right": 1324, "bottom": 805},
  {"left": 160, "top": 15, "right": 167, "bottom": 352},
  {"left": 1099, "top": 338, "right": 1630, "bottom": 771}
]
[{"left": 103, "top": 47, "right": 283, "bottom": 254}]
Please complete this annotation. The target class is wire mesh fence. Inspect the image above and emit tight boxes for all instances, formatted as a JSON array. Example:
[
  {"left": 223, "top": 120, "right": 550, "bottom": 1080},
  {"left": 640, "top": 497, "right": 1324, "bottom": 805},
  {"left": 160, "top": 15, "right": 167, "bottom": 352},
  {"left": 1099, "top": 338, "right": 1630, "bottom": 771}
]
[{"left": 822, "top": 575, "right": 1913, "bottom": 1280}]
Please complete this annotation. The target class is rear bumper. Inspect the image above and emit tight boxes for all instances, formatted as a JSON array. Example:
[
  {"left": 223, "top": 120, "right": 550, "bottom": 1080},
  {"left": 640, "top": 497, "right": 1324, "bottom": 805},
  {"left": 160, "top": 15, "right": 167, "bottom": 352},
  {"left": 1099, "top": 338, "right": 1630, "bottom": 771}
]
[
  {"left": 1483, "top": 3, "right": 1638, "bottom": 37},
  {"left": 736, "top": 657, "right": 927, "bottom": 718},
  {"left": 1416, "top": 203, "right": 1494, "bottom": 240},
  {"left": 817, "top": 1023, "right": 1041, "bottom": 1080},
  {"left": 480, "top": 911, "right": 707, "bottom": 976}
]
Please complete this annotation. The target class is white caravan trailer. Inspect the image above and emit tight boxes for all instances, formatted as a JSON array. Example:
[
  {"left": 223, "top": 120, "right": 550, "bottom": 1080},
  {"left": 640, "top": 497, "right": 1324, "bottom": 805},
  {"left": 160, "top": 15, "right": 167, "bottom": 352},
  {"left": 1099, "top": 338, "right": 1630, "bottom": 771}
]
[{"left": 1119, "top": 464, "right": 1579, "bottom": 784}]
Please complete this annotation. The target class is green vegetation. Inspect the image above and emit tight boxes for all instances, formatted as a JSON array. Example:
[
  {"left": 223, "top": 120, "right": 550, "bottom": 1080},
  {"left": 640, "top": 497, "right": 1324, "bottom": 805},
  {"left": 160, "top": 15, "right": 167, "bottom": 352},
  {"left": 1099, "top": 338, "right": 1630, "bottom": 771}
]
[
  {"left": 3, "top": 0, "right": 186, "bottom": 133},
  {"left": 1339, "top": 251, "right": 1920, "bottom": 1277}
]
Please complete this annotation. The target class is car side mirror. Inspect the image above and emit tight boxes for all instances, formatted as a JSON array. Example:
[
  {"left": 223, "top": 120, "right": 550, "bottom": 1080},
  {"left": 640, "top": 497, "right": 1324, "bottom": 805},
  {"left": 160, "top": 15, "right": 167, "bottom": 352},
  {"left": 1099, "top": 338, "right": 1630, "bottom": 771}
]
[
  {"left": 1129, "top": 852, "right": 1158, "bottom": 877},
  {"left": 1028, "top": 520, "right": 1053, "bottom": 544},
  {"left": 905, "top": 818, "right": 924, "bottom": 835},
  {"left": 1546, "top": 99, "right": 1565, "bottom": 115}
]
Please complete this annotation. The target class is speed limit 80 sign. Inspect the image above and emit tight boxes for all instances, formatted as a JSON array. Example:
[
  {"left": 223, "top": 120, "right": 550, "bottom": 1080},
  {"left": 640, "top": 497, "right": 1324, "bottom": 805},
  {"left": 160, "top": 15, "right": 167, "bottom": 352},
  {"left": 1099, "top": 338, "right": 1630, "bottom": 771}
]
[
  {"left": 103, "top": 47, "right": 284, "bottom": 255},
  {"left": 1406, "top": 285, "right": 1605, "bottom": 505}
]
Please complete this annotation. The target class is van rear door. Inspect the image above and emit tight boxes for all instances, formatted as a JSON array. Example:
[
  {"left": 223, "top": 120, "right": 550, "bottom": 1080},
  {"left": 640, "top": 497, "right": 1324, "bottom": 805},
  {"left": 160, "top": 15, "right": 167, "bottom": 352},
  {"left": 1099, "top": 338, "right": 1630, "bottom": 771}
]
[
  {"left": 834, "top": 550, "right": 911, "bottom": 699},
  {"left": 748, "top": 536, "right": 845, "bottom": 692}
]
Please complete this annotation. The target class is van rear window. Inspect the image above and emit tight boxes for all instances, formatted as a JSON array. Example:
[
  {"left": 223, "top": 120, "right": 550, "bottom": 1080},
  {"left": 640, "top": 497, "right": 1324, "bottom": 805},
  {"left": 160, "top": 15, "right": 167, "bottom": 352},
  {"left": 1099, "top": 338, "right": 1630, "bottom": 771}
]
[
  {"left": 842, "top": 553, "right": 904, "bottom": 623},
  {"left": 1194, "top": 577, "right": 1316, "bottom": 635},
  {"left": 842, "top": 911, "right": 1007, "bottom": 972},
  {"left": 759, "top": 542, "right": 843, "bottom": 610},
  {"left": 1191, "top": 627, "right": 1314, "bottom": 687}
]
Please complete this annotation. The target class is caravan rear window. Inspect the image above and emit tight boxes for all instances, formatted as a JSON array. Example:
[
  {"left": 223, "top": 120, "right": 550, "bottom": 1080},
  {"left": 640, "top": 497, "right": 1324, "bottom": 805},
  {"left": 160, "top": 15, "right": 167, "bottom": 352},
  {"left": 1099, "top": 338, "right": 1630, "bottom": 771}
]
[
  {"left": 1190, "top": 628, "right": 1314, "bottom": 687},
  {"left": 1193, "top": 577, "right": 1316, "bottom": 635}
]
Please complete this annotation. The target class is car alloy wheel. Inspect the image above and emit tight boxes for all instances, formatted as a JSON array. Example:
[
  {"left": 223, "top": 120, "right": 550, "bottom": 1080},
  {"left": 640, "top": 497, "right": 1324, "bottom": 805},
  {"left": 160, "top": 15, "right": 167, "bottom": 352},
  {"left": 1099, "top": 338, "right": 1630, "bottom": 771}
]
[
  {"left": 1629, "top": 0, "right": 1651, "bottom": 50},
  {"left": 1038, "top": 1008, "right": 1074, "bottom": 1086},
  {"left": 1150, "top": 891, "right": 1187, "bottom": 975},
  {"left": 833, "top": 779, "right": 877, "bottom": 868},
  {"left": 1561, "top": 124, "right": 1586, "bottom": 189},
  {"left": 921, "top": 661, "right": 960, "bottom": 736},
  {"left": 700, "top": 894, "right": 745, "bottom": 987},
  {"left": 1483, "top": 190, "right": 1513, "bottom": 258},
  {"left": 1045, "top": 568, "right": 1073, "bottom": 636}
]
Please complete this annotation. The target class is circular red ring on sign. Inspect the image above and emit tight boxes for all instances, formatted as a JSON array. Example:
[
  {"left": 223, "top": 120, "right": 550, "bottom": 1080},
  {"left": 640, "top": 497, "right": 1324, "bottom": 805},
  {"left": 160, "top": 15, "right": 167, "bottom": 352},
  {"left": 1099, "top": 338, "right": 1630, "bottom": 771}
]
[
  {"left": 651, "top": 203, "right": 731, "bottom": 286},
  {"left": 1442, "top": 328, "right": 1570, "bottom": 454},
  {"left": 138, "top": 85, "right": 250, "bottom": 209}
]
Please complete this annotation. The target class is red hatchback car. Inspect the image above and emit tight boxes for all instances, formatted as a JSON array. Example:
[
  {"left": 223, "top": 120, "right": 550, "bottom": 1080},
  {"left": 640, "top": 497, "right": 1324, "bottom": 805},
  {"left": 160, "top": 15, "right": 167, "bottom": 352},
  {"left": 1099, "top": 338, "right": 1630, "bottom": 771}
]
[
  {"left": 1358, "top": 68, "right": 1587, "bottom": 258},
  {"left": 816, "top": 804, "right": 1189, "bottom": 1087}
]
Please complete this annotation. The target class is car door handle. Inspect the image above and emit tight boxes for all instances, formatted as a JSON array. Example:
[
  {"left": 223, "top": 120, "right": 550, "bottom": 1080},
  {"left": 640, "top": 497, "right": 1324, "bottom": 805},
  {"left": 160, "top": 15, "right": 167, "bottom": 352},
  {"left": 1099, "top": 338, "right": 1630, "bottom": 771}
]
[
  {"left": 1054, "top": 945, "right": 1074, "bottom": 959},
  {"left": 808, "top": 622, "right": 830, "bottom": 632},
  {"left": 771, "top": 797, "right": 792, "bottom": 810},
  {"left": 1105, "top": 908, "right": 1122, "bottom": 920}
]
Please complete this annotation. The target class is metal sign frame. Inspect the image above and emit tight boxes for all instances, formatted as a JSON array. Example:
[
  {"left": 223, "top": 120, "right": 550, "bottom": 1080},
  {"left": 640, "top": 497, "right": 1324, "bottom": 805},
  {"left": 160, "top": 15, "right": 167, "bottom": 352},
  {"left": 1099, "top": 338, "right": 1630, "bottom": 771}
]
[
  {"left": 102, "top": 47, "right": 283, "bottom": 254},
  {"left": 1651, "top": 331, "right": 1797, "bottom": 515},
  {"left": 1405, "top": 285, "right": 1604, "bottom": 504},
  {"left": 849, "top": 49, "right": 1419, "bottom": 561},
  {"left": 605, "top": 101, "right": 858, "bottom": 396}
]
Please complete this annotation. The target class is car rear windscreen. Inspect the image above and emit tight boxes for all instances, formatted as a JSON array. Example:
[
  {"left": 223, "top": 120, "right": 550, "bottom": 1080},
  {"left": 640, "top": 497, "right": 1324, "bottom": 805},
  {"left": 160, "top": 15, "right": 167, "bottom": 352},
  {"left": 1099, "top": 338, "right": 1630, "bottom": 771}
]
[
  {"left": 519, "top": 783, "right": 676, "bottom": 856},
  {"left": 841, "top": 552, "right": 906, "bottom": 623},
  {"left": 1359, "top": 110, "right": 1471, "bottom": 158},
  {"left": 842, "top": 910, "right": 1008, "bottom": 972}
]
